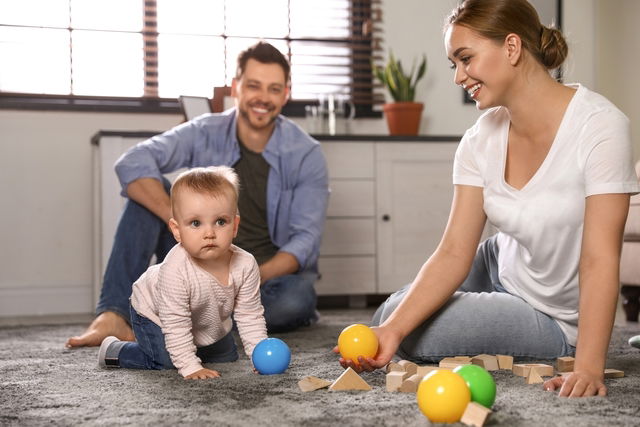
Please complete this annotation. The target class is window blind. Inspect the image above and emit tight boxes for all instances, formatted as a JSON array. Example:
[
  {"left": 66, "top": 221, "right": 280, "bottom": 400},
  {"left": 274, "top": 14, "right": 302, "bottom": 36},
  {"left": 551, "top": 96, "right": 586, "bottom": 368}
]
[{"left": 0, "top": 0, "right": 384, "bottom": 114}]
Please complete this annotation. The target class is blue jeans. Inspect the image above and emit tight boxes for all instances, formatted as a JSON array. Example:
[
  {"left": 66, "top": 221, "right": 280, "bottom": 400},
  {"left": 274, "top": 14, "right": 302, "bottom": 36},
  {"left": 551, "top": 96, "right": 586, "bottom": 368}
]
[
  {"left": 372, "top": 235, "right": 575, "bottom": 362},
  {"left": 117, "top": 306, "right": 238, "bottom": 370},
  {"left": 96, "top": 180, "right": 318, "bottom": 332},
  {"left": 261, "top": 272, "right": 318, "bottom": 333}
]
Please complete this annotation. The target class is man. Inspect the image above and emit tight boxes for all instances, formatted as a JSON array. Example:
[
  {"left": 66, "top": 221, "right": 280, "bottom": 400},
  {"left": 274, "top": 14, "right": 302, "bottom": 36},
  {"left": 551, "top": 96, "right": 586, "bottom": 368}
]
[{"left": 67, "top": 42, "right": 329, "bottom": 347}]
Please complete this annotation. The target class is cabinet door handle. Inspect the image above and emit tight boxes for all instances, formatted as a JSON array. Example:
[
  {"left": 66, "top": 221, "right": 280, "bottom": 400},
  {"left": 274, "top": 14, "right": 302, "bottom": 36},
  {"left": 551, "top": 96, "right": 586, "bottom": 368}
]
[{"left": 382, "top": 214, "right": 390, "bottom": 222}]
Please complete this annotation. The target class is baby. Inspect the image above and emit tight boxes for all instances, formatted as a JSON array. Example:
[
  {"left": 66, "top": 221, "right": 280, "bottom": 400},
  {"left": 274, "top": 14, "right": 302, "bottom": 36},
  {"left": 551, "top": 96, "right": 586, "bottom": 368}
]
[{"left": 98, "top": 166, "right": 267, "bottom": 379}]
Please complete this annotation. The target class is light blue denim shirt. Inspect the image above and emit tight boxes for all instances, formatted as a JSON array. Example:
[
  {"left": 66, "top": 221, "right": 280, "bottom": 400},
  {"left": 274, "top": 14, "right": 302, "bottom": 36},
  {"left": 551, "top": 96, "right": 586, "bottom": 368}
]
[{"left": 114, "top": 108, "right": 330, "bottom": 273}]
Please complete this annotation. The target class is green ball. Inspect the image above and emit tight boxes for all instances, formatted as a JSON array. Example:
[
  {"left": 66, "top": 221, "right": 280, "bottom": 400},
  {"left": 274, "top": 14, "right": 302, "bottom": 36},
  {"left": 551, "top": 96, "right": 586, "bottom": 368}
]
[
  {"left": 630, "top": 335, "right": 640, "bottom": 349},
  {"left": 453, "top": 364, "right": 496, "bottom": 408}
]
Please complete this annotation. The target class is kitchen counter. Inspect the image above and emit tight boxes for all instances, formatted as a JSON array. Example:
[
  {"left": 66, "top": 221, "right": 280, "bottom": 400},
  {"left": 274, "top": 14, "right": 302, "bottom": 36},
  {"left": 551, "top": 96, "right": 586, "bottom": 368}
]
[{"left": 91, "top": 130, "right": 461, "bottom": 145}]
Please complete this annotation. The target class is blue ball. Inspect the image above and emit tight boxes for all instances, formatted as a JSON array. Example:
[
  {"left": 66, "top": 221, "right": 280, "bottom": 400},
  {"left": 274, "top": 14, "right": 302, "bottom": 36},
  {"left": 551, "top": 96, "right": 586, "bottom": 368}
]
[{"left": 252, "top": 338, "right": 291, "bottom": 375}]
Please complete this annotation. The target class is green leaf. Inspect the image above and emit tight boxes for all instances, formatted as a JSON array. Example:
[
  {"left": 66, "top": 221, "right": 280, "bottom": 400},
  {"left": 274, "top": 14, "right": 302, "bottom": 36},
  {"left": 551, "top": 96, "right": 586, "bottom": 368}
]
[{"left": 375, "top": 50, "right": 428, "bottom": 102}]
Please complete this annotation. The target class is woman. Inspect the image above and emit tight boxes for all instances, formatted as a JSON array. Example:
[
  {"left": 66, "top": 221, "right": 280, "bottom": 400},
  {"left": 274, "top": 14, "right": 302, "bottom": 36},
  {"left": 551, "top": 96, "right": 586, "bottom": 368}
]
[{"left": 337, "top": 0, "right": 639, "bottom": 398}]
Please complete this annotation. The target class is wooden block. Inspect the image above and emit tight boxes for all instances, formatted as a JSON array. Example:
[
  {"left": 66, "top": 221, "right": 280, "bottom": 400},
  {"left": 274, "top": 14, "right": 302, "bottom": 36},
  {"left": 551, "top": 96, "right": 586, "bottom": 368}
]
[
  {"left": 513, "top": 363, "right": 553, "bottom": 377},
  {"left": 398, "top": 374, "right": 423, "bottom": 393},
  {"left": 526, "top": 367, "right": 544, "bottom": 384},
  {"left": 439, "top": 357, "right": 471, "bottom": 369},
  {"left": 385, "top": 361, "right": 404, "bottom": 373},
  {"left": 416, "top": 365, "right": 442, "bottom": 376},
  {"left": 529, "top": 364, "right": 553, "bottom": 377},
  {"left": 604, "top": 368, "right": 624, "bottom": 379},
  {"left": 471, "top": 354, "right": 499, "bottom": 371},
  {"left": 329, "top": 367, "right": 372, "bottom": 391},
  {"left": 397, "top": 360, "right": 418, "bottom": 376},
  {"left": 496, "top": 354, "right": 513, "bottom": 370},
  {"left": 559, "top": 369, "right": 624, "bottom": 379},
  {"left": 460, "top": 401, "right": 492, "bottom": 427},
  {"left": 386, "top": 371, "right": 409, "bottom": 392},
  {"left": 556, "top": 356, "right": 575, "bottom": 373},
  {"left": 298, "top": 376, "right": 332, "bottom": 392}
]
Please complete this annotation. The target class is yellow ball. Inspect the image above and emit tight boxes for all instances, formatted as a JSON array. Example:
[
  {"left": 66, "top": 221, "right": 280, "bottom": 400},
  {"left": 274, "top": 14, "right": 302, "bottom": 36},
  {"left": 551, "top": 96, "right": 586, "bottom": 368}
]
[
  {"left": 416, "top": 369, "right": 471, "bottom": 423},
  {"left": 337, "top": 324, "right": 378, "bottom": 364}
]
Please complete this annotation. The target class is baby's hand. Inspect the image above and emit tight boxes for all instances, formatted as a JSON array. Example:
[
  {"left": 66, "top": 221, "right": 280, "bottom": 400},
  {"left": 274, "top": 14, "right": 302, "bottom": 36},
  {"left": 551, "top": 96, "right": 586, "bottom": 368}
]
[{"left": 185, "top": 368, "right": 221, "bottom": 380}]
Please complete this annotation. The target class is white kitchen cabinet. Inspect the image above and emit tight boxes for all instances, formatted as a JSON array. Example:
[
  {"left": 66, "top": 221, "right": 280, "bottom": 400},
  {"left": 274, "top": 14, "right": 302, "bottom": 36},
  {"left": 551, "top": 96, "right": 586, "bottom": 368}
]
[
  {"left": 93, "top": 134, "right": 459, "bottom": 299},
  {"left": 316, "top": 141, "right": 457, "bottom": 296},
  {"left": 375, "top": 143, "right": 457, "bottom": 293}
]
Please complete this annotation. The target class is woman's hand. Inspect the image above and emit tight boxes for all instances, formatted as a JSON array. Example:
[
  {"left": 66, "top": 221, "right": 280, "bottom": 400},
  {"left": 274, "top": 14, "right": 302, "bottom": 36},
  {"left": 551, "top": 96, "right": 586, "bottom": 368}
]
[
  {"left": 332, "top": 325, "right": 403, "bottom": 373},
  {"left": 543, "top": 371, "right": 607, "bottom": 397},
  {"left": 185, "top": 368, "right": 221, "bottom": 380}
]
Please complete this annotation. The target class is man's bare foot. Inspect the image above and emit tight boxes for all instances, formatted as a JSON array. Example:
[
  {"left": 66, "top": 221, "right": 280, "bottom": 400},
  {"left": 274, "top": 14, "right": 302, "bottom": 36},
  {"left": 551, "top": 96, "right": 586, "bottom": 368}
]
[{"left": 66, "top": 312, "right": 135, "bottom": 348}]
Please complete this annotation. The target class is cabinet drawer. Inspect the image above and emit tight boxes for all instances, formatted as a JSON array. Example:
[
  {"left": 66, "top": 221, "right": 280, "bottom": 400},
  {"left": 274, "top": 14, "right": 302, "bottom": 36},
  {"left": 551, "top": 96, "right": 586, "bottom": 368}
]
[
  {"left": 321, "top": 218, "right": 375, "bottom": 255},
  {"left": 322, "top": 142, "right": 374, "bottom": 179},
  {"left": 316, "top": 256, "right": 376, "bottom": 295},
  {"left": 327, "top": 180, "right": 375, "bottom": 217}
]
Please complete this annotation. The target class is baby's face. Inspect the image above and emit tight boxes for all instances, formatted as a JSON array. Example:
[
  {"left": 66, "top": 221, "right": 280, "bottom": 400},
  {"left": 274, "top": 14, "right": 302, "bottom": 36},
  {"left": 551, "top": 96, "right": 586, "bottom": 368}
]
[{"left": 171, "top": 189, "right": 239, "bottom": 264}]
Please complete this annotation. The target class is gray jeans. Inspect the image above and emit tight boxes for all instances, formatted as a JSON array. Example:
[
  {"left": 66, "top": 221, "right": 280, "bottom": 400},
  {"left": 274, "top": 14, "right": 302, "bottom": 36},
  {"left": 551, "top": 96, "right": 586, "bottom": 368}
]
[{"left": 371, "top": 235, "right": 575, "bottom": 362}]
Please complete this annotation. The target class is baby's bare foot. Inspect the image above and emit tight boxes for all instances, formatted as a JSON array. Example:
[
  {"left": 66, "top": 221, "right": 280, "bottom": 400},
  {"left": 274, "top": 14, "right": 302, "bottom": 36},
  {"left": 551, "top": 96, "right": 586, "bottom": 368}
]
[{"left": 66, "top": 312, "right": 134, "bottom": 348}]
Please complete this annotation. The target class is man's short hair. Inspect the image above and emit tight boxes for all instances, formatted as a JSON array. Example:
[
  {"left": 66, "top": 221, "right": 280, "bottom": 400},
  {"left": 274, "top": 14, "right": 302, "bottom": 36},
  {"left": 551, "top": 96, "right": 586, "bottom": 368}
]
[{"left": 236, "top": 41, "right": 291, "bottom": 84}]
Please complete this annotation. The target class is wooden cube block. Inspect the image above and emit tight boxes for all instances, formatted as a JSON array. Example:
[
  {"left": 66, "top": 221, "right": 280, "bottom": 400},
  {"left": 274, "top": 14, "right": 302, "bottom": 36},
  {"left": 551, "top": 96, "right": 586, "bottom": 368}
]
[
  {"left": 416, "top": 365, "right": 444, "bottom": 376},
  {"left": 496, "top": 354, "right": 513, "bottom": 370},
  {"left": 439, "top": 357, "right": 471, "bottom": 369},
  {"left": 386, "top": 370, "right": 409, "bottom": 392},
  {"left": 460, "top": 401, "right": 492, "bottom": 427},
  {"left": 471, "top": 354, "right": 499, "bottom": 371},
  {"left": 556, "top": 356, "right": 574, "bottom": 373}
]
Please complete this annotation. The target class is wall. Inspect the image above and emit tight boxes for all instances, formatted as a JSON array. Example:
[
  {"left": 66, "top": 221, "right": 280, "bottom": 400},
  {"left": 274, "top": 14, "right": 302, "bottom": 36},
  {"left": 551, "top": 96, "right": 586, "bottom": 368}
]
[
  {"left": 0, "top": 0, "right": 634, "bottom": 317},
  {"left": 0, "top": 111, "right": 181, "bottom": 316},
  {"left": 594, "top": 0, "right": 640, "bottom": 161}
]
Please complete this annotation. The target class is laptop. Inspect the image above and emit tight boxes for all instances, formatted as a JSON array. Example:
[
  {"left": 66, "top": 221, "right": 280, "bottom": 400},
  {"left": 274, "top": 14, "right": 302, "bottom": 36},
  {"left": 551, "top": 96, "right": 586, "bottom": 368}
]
[{"left": 178, "top": 95, "right": 212, "bottom": 121}]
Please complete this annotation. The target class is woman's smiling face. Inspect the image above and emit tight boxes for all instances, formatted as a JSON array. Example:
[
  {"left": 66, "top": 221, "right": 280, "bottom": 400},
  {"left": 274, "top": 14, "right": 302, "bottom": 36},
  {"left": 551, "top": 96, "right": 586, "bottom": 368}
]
[{"left": 445, "top": 24, "right": 516, "bottom": 110}]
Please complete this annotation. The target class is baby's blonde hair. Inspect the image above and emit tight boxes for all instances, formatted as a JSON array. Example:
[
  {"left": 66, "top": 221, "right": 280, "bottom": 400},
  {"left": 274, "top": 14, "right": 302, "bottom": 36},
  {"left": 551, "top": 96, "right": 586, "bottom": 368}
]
[{"left": 170, "top": 166, "right": 239, "bottom": 216}]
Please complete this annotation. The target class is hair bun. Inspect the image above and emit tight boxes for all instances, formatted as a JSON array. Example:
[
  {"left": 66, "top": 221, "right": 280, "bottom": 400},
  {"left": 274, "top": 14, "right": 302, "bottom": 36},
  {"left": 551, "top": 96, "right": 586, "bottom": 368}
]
[{"left": 539, "top": 26, "right": 568, "bottom": 69}]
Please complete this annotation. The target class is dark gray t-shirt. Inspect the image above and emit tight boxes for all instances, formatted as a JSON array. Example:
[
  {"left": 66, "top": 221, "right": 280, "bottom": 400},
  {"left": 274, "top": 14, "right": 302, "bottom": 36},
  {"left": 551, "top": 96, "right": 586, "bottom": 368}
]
[{"left": 232, "top": 140, "right": 279, "bottom": 265}]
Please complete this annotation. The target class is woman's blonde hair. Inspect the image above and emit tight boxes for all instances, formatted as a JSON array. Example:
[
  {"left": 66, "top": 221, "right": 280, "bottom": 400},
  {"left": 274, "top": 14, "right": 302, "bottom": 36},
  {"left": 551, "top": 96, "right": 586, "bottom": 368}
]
[{"left": 446, "top": 0, "right": 568, "bottom": 70}]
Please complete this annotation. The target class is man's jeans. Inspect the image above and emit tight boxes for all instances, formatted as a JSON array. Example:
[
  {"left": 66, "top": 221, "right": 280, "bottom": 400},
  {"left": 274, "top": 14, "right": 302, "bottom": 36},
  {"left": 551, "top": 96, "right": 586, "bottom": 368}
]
[
  {"left": 96, "top": 191, "right": 318, "bottom": 333},
  {"left": 372, "top": 235, "right": 575, "bottom": 362},
  {"left": 117, "top": 306, "right": 238, "bottom": 371}
]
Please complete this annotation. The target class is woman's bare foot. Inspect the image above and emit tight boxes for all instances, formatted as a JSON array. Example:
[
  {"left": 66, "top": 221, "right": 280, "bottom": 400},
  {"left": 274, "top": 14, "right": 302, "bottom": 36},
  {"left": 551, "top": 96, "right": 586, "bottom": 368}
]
[{"left": 66, "top": 312, "right": 135, "bottom": 348}]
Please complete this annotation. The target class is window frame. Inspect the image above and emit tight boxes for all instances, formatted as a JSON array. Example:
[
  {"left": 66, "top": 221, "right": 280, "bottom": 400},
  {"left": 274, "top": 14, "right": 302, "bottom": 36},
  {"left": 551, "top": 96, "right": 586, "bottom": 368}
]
[{"left": 0, "top": 0, "right": 382, "bottom": 118}]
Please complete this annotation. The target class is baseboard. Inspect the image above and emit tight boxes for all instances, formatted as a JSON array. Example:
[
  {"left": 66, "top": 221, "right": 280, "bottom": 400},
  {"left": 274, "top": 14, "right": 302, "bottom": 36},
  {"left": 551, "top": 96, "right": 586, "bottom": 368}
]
[{"left": 0, "top": 285, "right": 93, "bottom": 317}]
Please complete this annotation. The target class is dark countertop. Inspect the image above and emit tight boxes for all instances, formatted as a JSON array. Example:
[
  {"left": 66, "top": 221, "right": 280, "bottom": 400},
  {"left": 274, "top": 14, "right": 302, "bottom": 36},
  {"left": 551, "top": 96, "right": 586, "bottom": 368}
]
[{"left": 91, "top": 130, "right": 461, "bottom": 145}]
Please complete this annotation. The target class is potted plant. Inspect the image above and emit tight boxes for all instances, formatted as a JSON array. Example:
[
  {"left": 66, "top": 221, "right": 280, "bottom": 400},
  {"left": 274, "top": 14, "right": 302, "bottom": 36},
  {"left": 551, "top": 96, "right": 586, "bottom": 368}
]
[{"left": 373, "top": 51, "right": 427, "bottom": 135}]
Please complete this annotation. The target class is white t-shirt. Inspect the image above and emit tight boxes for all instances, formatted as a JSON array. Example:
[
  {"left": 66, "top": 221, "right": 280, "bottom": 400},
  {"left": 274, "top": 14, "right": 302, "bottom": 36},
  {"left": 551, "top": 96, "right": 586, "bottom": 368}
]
[{"left": 453, "top": 84, "right": 640, "bottom": 345}]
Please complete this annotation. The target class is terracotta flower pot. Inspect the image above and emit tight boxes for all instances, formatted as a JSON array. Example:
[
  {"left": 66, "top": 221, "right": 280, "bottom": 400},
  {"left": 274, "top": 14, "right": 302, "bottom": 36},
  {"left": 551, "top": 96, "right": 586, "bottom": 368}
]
[{"left": 383, "top": 102, "right": 424, "bottom": 136}]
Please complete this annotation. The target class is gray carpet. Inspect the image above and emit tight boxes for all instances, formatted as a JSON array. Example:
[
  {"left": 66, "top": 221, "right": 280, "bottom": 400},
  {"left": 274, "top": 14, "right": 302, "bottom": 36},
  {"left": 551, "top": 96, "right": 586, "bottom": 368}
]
[{"left": 1, "top": 308, "right": 640, "bottom": 426}]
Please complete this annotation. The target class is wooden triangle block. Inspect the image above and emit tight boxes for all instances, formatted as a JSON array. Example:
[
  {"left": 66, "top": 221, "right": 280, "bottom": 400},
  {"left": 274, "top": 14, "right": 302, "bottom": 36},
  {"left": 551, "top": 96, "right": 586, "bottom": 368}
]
[
  {"left": 329, "top": 367, "right": 372, "bottom": 391},
  {"left": 398, "top": 374, "right": 423, "bottom": 393},
  {"left": 298, "top": 376, "right": 332, "bottom": 392},
  {"left": 397, "top": 360, "right": 418, "bottom": 376},
  {"left": 471, "top": 354, "right": 499, "bottom": 371},
  {"left": 386, "top": 361, "right": 404, "bottom": 373},
  {"left": 526, "top": 367, "right": 544, "bottom": 384},
  {"left": 604, "top": 368, "right": 624, "bottom": 378}
]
